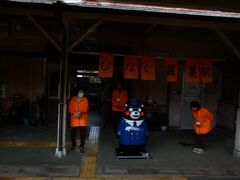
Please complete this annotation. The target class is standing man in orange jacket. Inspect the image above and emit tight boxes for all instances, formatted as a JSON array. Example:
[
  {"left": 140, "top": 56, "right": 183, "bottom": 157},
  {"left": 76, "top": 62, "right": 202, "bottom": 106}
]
[
  {"left": 190, "top": 101, "right": 213, "bottom": 154},
  {"left": 68, "top": 89, "right": 89, "bottom": 153},
  {"left": 111, "top": 83, "right": 128, "bottom": 132}
]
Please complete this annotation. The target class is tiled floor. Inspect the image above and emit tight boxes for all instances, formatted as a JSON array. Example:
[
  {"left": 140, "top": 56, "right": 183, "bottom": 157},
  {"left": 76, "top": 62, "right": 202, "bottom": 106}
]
[{"left": 0, "top": 126, "right": 188, "bottom": 180}]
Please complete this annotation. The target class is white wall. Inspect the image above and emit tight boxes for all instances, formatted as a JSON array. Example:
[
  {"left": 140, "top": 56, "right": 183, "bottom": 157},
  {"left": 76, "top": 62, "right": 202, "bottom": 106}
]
[{"left": 128, "top": 60, "right": 167, "bottom": 106}]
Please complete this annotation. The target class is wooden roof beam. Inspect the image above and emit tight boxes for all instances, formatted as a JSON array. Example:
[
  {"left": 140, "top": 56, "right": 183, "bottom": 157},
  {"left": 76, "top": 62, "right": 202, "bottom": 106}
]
[
  {"left": 0, "top": 6, "right": 55, "bottom": 17},
  {"left": 1, "top": 6, "right": 240, "bottom": 30},
  {"left": 27, "top": 14, "right": 61, "bottom": 51},
  {"left": 65, "top": 12, "right": 240, "bottom": 30},
  {"left": 67, "top": 19, "right": 104, "bottom": 52},
  {"left": 214, "top": 27, "right": 240, "bottom": 60}
]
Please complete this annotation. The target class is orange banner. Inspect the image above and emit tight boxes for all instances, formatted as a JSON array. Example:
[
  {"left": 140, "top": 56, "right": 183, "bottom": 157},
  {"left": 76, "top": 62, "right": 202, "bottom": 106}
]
[
  {"left": 164, "top": 57, "right": 178, "bottom": 82},
  {"left": 200, "top": 59, "right": 213, "bottom": 83},
  {"left": 124, "top": 55, "right": 139, "bottom": 79},
  {"left": 185, "top": 59, "right": 200, "bottom": 83},
  {"left": 98, "top": 53, "right": 113, "bottom": 78},
  {"left": 141, "top": 56, "right": 156, "bottom": 80}
]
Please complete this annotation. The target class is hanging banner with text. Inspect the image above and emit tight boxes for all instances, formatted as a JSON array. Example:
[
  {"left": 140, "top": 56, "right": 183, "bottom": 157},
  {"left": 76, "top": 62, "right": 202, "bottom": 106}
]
[
  {"left": 98, "top": 53, "right": 113, "bottom": 77},
  {"left": 200, "top": 59, "right": 213, "bottom": 83},
  {"left": 141, "top": 56, "right": 156, "bottom": 80},
  {"left": 164, "top": 57, "right": 178, "bottom": 82},
  {"left": 124, "top": 55, "right": 139, "bottom": 79},
  {"left": 185, "top": 59, "right": 200, "bottom": 83}
]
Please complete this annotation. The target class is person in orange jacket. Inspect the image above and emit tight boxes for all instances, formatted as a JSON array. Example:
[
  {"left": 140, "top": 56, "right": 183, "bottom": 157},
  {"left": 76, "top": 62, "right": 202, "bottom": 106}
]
[
  {"left": 68, "top": 89, "right": 89, "bottom": 153},
  {"left": 111, "top": 83, "right": 128, "bottom": 132},
  {"left": 190, "top": 101, "right": 213, "bottom": 154}
]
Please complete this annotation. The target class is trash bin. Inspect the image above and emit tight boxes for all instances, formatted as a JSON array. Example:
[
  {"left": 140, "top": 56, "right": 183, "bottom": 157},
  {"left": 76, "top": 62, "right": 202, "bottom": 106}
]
[{"left": 144, "top": 105, "right": 160, "bottom": 131}]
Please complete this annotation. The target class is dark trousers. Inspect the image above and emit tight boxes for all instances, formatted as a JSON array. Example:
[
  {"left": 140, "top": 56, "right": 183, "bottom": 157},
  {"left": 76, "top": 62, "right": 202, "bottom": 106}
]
[
  {"left": 112, "top": 111, "right": 122, "bottom": 133},
  {"left": 195, "top": 133, "right": 208, "bottom": 150},
  {"left": 71, "top": 126, "right": 86, "bottom": 148}
]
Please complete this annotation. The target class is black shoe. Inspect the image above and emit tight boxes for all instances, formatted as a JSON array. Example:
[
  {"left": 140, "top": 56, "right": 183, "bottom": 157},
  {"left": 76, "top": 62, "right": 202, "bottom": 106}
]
[{"left": 80, "top": 147, "right": 84, "bottom": 153}]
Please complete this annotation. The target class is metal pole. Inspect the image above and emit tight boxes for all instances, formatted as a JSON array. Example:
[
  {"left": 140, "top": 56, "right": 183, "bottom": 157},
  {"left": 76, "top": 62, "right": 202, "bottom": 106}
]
[
  {"left": 55, "top": 14, "right": 68, "bottom": 158},
  {"left": 55, "top": 48, "right": 66, "bottom": 158},
  {"left": 55, "top": 46, "right": 67, "bottom": 158},
  {"left": 233, "top": 91, "right": 240, "bottom": 157}
]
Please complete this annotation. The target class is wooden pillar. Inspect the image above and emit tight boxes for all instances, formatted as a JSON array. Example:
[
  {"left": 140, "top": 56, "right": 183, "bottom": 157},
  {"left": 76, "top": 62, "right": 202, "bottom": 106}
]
[
  {"left": 233, "top": 91, "right": 240, "bottom": 157},
  {"left": 55, "top": 1, "right": 69, "bottom": 158}
]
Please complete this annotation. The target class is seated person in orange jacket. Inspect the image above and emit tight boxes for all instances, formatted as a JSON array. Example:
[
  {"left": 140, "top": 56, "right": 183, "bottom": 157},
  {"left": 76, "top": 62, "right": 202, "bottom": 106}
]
[
  {"left": 190, "top": 101, "right": 213, "bottom": 154},
  {"left": 68, "top": 89, "right": 89, "bottom": 153}
]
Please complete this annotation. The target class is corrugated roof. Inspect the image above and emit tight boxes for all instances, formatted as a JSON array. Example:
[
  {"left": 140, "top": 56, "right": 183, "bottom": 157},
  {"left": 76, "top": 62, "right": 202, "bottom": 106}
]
[
  {"left": 6, "top": 0, "right": 56, "bottom": 4},
  {"left": 3, "top": 0, "right": 240, "bottom": 18}
]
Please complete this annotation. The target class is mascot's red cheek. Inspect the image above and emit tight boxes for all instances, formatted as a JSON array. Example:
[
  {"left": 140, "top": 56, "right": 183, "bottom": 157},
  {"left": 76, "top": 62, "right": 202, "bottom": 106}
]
[
  {"left": 125, "top": 111, "right": 130, "bottom": 117},
  {"left": 141, "top": 112, "right": 144, "bottom": 117}
]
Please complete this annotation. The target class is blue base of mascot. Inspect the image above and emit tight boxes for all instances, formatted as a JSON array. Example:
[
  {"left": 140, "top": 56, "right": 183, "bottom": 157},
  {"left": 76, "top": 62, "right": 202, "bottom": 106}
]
[{"left": 116, "top": 98, "right": 150, "bottom": 159}]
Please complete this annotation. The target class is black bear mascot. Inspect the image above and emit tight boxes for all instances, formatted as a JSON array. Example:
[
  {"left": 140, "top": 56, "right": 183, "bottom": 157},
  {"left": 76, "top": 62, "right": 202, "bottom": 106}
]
[{"left": 116, "top": 98, "right": 150, "bottom": 159}]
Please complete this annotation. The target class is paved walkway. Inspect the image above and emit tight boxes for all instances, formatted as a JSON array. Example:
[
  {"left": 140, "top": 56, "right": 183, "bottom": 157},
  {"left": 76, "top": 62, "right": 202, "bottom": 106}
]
[
  {"left": 1, "top": 111, "right": 240, "bottom": 180},
  {"left": 0, "top": 126, "right": 187, "bottom": 180},
  {"left": 96, "top": 127, "right": 240, "bottom": 178}
]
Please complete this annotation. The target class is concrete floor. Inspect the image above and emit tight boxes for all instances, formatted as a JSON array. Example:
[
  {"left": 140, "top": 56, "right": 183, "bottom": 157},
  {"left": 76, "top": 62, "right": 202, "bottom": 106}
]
[
  {"left": 97, "top": 126, "right": 240, "bottom": 178},
  {"left": 0, "top": 126, "right": 83, "bottom": 177},
  {"left": 0, "top": 112, "right": 240, "bottom": 179}
]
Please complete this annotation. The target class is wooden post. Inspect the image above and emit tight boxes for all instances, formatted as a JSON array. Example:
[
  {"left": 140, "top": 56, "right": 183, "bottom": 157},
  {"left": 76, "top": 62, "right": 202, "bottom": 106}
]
[{"left": 233, "top": 91, "right": 240, "bottom": 157}]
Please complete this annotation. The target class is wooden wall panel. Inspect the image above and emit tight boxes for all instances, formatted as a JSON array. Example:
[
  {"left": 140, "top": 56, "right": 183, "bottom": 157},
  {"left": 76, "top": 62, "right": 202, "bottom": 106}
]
[{"left": 0, "top": 56, "right": 44, "bottom": 102}]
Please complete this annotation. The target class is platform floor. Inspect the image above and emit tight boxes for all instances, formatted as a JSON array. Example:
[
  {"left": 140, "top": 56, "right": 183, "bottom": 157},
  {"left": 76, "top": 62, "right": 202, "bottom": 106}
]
[{"left": 0, "top": 112, "right": 240, "bottom": 180}]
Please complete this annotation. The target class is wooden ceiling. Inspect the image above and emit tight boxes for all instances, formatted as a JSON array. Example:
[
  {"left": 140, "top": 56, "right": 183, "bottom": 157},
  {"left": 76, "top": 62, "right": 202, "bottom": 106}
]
[{"left": 0, "top": 0, "right": 240, "bottom": 62}]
